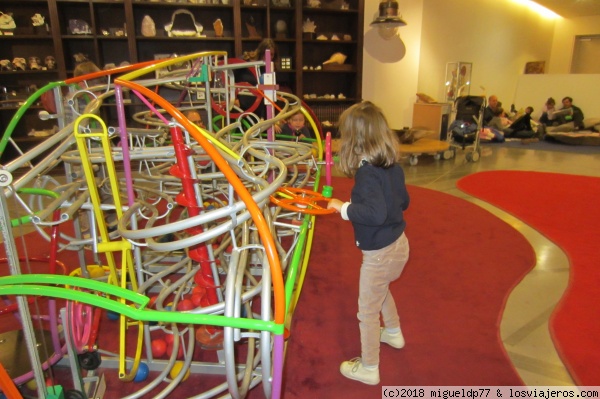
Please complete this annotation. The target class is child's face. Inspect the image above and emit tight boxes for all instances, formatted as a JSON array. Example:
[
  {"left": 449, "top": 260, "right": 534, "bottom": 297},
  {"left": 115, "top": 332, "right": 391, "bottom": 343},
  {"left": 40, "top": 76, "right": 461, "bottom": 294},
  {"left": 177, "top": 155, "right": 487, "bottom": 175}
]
[{"left": 288, "top": 114, "right": 305, "bottom": 130}]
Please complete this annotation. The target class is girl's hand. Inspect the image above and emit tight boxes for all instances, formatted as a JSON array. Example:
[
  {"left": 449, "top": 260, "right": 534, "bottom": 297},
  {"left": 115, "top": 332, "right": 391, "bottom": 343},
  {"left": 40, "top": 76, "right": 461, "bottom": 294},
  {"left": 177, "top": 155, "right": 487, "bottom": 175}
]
[
  {"left": 327, "top": 198, "right": 343, "bottom": 212},
  {"left": 274, "top": 123, "right": 282, "bottom": 134}
]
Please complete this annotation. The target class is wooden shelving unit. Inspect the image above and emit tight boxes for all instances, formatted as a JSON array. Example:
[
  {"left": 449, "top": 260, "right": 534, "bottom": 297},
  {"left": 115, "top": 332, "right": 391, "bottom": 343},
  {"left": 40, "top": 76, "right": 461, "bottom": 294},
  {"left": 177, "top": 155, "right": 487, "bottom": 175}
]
[{"left": 1, "top": 0, "right": 363, "bottom": 161}]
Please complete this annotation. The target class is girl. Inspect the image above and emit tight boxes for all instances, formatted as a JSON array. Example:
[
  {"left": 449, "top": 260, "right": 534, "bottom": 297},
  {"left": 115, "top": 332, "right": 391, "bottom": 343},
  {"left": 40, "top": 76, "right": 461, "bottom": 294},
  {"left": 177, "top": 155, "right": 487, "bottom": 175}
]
[
  {"left": 327, "top": 101, "right": 410, "bottom": 385},
  {"left": 539, "top": 97, "right": 557, "bottom": 126}
]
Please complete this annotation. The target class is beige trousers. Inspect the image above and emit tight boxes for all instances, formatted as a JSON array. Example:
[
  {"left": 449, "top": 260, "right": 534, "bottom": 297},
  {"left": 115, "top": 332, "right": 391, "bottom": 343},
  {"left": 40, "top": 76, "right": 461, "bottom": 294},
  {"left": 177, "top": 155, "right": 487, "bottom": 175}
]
[{"left": 358, "top": 232, "right": 410, "bottom": 366}]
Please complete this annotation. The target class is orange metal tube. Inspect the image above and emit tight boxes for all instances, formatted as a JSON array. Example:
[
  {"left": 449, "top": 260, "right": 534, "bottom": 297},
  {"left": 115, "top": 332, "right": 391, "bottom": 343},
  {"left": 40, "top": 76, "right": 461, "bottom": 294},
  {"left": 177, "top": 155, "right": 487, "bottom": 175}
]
[
  {"left": 64, "top": 59, "right": 162, "bottom": 85},
  {"left": 114, "top": 78, "right": 285, "bottom": 324},
  {"left": 0, "top": 361, "right": 23, "bottom": 399}
]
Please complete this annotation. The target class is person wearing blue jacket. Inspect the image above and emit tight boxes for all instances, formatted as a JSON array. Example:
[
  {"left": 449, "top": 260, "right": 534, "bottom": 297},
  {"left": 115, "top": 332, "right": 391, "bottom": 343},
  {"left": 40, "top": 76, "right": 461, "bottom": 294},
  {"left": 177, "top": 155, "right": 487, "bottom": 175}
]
[{"left": 327, "top": 101, "right": 410, "bottom": 385}]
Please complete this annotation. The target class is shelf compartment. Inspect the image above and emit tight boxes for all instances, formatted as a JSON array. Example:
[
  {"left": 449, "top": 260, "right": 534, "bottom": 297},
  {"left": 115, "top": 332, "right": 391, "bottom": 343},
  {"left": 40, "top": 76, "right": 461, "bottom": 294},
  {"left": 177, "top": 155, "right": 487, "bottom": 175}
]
[
  {"left": 132, "top": 6, "right": 234, "bottom": 39},
  {"left": 0, "top": 42, "right": 57, "bottom": 68},
  {"left": 302, "top": 0, "right": 360, "bottom": 13},
  {"left": 303, "top": 72, "right": 357, "bottom": 100},
  {"left": 93, "top": 2, "right": 127, "bottom": 37},
  {"left": 98, "top": 40, "right": 130, "bottom": 67},
  {"left": 240, "top": 8, "right": 267, "bottom": 39},
  {"left": 61, "top": 38, "right": 97, "bottom": 70},
  {"left": 270, "top": 9, "right": 295, "bottom": 40},
  {"left": 135, "top": 41, "right": 234, "bottom": 64}
]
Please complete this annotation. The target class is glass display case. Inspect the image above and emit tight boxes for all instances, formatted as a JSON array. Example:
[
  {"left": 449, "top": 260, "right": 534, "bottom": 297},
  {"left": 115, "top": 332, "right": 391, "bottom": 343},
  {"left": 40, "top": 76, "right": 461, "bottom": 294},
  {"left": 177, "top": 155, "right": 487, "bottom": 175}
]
[{"left": 444, "top": 62, "right": 472, "bottom": 102}]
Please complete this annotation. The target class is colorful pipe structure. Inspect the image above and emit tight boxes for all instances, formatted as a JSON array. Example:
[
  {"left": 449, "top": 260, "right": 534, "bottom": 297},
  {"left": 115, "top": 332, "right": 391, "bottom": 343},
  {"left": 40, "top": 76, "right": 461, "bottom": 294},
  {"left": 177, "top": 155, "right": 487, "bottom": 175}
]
[{"left": 0, "top": 51, "right": 332, "bottom": 399}]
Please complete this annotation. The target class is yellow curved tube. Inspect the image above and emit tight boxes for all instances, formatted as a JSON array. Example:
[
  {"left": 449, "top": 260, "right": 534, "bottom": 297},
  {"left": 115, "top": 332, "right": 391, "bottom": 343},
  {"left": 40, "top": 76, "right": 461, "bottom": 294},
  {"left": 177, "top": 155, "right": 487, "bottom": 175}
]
[{"left": 73, "top": 113, "right": 144, "bottom": 382}]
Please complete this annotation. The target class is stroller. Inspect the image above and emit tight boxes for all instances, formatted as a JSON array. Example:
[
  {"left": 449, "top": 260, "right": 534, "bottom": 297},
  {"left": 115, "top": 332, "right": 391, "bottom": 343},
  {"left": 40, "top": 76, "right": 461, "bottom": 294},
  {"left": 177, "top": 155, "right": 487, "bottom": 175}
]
[{"left": 448, "top": 95, "right": 486, "bottom": 162}]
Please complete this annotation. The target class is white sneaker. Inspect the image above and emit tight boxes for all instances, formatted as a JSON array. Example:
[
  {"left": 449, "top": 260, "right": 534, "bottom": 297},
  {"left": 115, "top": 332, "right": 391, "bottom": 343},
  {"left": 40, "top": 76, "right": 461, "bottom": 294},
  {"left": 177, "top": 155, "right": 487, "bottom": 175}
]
[
  {"left": 340, "top": 357, "right": 380, "bottom": 385},
  {"left": 380, "top": 328, "right": 405, "bottom": 349}
]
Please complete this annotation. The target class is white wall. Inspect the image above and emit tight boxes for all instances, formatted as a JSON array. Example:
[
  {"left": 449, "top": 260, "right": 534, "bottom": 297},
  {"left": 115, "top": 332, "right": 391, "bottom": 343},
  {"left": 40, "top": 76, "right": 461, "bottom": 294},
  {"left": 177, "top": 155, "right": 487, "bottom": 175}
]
[
  {"left": 514, "top": 74, "right": 600, "bottom": 120},
  {"left": 417, "top": 0, "right": 556, "bottom": 109},
  {"left": 361, "top": 0, "right": 424, "bottom": 129},
  {"left": 362, "top": 0, "right": 592, "bottom": 128},
  {"left": 548, "top": 15, "right": 600, "bottom": 73}
]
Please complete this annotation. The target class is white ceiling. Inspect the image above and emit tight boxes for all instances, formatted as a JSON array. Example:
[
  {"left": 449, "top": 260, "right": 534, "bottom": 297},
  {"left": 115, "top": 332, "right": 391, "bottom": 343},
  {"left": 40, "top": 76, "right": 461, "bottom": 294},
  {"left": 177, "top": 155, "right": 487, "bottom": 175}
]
[{"left": 534, "top": 0, "right": 600, "bottom": 19}]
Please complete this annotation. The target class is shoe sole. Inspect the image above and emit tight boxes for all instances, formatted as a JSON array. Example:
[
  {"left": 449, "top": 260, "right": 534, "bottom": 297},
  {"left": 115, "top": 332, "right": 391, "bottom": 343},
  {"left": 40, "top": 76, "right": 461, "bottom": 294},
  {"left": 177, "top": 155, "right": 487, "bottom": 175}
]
[
  {"left": 380, "top": 328, "right": 405, "bottom": 349},
  {"left": 381, "top": 338, "right": 404, "bottom": 349},
  {"left": 340, "top": 368, "right": 380, "bottom": 385}
]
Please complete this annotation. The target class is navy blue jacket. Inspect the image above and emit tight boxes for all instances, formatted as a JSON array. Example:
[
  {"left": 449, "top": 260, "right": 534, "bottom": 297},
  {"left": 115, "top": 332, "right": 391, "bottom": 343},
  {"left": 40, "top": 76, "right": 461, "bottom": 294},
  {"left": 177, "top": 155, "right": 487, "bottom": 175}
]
[{"left": 346, "top": 162, "right": 409, "bottom": 250}]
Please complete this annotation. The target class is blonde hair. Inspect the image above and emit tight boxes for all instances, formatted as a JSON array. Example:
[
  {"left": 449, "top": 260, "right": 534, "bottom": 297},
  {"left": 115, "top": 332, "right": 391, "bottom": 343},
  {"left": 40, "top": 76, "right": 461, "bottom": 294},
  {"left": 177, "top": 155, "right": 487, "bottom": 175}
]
[
  {"left": 337, "top": 101, "right": 399, "bottom": 177},
  {"left": 73, "top": 61, "right": 108, "bottom": 89},
  {"left": 74, "top": 61, "right": 101, "bottom": 77},
  {"left": 243, "top": 39, "right": 277, "bottom": 62}
]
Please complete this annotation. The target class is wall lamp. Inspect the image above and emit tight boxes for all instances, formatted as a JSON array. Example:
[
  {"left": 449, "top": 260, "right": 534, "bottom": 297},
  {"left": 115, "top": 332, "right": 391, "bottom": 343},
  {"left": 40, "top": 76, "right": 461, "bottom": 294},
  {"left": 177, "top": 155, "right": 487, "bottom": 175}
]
[{"left": 370, "top": 0, "right": 407, "bottom": 40}]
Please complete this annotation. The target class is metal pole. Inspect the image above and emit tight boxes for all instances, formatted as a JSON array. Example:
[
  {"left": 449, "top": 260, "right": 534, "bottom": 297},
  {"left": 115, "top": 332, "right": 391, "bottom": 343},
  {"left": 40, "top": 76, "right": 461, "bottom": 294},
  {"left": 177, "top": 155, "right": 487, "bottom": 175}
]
[{"left": 0, "top": 170, "right": 47, "bottom": 398}]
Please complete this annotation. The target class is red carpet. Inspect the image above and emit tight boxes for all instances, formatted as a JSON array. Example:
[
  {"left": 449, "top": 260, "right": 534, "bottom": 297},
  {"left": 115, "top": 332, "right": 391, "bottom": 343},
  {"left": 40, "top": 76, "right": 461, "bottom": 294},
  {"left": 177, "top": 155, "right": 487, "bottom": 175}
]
[
  {"left": 2, "top": 176, "right": 535, "bottom": 397},
  {"left": 457, "top": 171, "right": 600, "bottom": 386},
  {"left": 281, "top": 176, "right": 533, "bottom": 397}
]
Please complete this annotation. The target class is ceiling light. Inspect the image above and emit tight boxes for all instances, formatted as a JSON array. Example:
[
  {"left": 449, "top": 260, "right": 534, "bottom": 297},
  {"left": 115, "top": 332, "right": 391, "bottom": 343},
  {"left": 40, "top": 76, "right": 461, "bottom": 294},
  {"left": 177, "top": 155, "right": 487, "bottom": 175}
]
[
  {"left": 510, "top": 0, "right": 560, "bottom": 19},
  {"left": 370, "top": 0, "right": 407, "bottom": 40}
]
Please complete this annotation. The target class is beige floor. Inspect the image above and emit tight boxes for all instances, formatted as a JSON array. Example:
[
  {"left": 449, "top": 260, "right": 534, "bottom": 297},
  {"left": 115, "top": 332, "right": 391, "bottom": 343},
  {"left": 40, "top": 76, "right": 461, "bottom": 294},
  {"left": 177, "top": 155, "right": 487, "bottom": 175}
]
[{"left": 395, "top": 142, "right": 600, "bottom": 386}]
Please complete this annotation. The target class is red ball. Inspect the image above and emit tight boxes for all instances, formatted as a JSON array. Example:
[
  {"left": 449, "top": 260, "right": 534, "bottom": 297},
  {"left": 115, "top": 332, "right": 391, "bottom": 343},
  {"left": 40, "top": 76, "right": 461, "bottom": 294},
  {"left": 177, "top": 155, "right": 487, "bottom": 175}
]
[
  {"left": 177, "top": 299, "right": 194, "bottom": 311},
  {"left": 151, "top": 339, "right": 167, "bottom": 358},
  {"left": 164, "top": 333, "right": 175, "bottom": 345},
  {"left": 191, "top": 293, "right": 203, "bottom": 307}
]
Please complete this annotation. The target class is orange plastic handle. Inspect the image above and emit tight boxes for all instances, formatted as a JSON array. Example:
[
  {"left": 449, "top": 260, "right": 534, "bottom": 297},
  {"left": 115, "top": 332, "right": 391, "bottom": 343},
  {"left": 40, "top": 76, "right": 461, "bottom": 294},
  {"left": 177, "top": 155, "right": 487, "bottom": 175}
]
[{"left": 270, "top": 187, "right": 335, "bottom": 215}]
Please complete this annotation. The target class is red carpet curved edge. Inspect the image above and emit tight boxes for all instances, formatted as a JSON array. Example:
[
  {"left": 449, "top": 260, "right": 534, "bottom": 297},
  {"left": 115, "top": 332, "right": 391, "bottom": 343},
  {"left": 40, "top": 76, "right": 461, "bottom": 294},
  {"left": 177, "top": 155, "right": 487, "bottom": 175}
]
[
  {"left": 279, "top": 177, "right": 534, "bottom": 397},
  {"left": 457, "top": 170, "right": 600, "bottom": 386}
]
